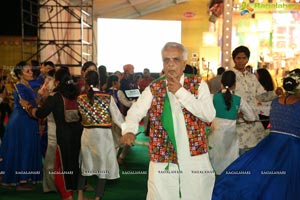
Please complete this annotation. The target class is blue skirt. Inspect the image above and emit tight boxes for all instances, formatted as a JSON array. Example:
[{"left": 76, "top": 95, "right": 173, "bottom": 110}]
[
  {"left": 0, "top": 109, "right": 42, "bottom": 185},
  {"left": 212, "top": 132, "right": 300, "bottom": 200}
]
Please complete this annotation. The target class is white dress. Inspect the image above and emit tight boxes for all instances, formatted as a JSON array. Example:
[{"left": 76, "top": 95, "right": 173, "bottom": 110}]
[
  {"left": 80, "top": 89, "right": 124, "bottom": 179},
  {"left": 122, "top": 75, "right": 216, "bottom": 200},
  {"left": 208, "top": 96, "right": 256, "bottom": 175}
]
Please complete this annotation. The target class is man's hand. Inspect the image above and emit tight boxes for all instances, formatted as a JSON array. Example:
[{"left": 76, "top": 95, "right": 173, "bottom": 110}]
[
  {"left": 120, "top": 132, "right": 136, "bottom": 146},
  {"left": 166, "top": 73, "right": 181, "bottom": 94}
]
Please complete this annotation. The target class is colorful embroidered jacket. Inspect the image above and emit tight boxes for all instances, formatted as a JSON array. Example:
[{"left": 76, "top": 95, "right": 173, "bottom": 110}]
[
  {"left": 149, "top": 75, "right": 208, "bottom": 164},
  {"left": 77, "top": 91, "right": 112, "bottom": 127}
]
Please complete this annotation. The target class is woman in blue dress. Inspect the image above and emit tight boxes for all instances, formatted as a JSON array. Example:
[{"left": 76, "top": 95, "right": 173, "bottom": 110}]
[
  {"left": 0, "top": 61, "right": 42, "bottom": 190},
  {"left": 212, "top": 68, "right": 300, "bottom": 200}
]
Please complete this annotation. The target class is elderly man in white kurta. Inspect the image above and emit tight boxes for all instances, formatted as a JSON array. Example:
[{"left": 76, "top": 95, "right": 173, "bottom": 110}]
[{"left": 121, "top": 42, "right": 216, "bottom": 200}]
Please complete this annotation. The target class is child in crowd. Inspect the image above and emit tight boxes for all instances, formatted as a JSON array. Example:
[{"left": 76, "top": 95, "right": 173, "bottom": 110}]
[
  {"left": 208, "top": 70, "right": 256, "bottom": 175},
  {"left": 77, "top": 71, "right": 124, "bottom": 200}
]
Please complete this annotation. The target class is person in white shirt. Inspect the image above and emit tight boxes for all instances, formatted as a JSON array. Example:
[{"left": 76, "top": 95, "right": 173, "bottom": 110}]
[
  {"left": 231, "top": 46, "right": 266, "bottom": 155},
  {"left": 120, "top": 42, "right": 216, "bottom": 200}
]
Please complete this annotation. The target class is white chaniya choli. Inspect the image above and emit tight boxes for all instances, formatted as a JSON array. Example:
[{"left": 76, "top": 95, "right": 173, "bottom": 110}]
[
  {"left": 208, "top": 92, "right": 256, "bottom": 175},
  {"left": 80, "top": 88, "right": 124, "bottom": 179}
]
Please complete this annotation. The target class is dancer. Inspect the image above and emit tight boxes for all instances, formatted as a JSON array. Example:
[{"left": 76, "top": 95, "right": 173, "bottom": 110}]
[
  {"left": 20, "top": 68, "right": 82, "bottom": 200},
  {"left": 0, "top": 61, "right": 42, "bottom": 190},
  {"left": 77, "top": 71, "right": 123, "bottom": 200},
  {"left": 212, "top": 68, "right": 300, "bottom": 200},
  {"left": 208, "top": 70, "right": 255, "bottom": 175},
  {"left": 121, "top": 42, "right": 216, "bottom": 200}
]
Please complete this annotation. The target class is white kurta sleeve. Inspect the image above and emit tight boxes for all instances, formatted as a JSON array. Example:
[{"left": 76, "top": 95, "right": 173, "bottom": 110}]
[
  {"left": 121, "top": 86, "right": 153, "bottom": 135},
  {"left": 110, "top": 97, "right": 124, "bottom": 128},
  {"left": 174, "top": 80, "right": 216, "bottom": 122},
  {"left": 239, "top": 98, "right": 257, "bottom": 121}
]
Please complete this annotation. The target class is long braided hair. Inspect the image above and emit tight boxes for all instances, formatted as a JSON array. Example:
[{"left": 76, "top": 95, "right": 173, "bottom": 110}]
[{"left": 220, "top": 70, "right": 236, "bottom": 110}]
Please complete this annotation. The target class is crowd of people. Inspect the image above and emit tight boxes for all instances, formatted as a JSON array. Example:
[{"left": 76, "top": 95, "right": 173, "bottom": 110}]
[
  {"left": 0, "top": 42, "right": 299, "bottom": 200},
  {"left": 0, "top": 58, "right": 157, "bottom": 199}
]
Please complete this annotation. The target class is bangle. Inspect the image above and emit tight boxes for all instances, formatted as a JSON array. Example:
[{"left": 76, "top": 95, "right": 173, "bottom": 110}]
[{"left": 24, "top": 104, "right": 35, "bottom": 118}]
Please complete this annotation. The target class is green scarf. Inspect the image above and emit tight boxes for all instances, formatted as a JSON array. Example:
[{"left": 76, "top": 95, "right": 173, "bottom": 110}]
[
  {"left": 162, "top": 91, "right": 177, "bottom": 156},
  {"left": 162, "top": 91, "right": 182, "bottom": 198}
]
